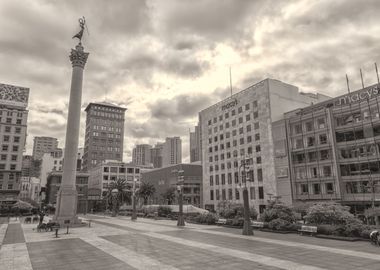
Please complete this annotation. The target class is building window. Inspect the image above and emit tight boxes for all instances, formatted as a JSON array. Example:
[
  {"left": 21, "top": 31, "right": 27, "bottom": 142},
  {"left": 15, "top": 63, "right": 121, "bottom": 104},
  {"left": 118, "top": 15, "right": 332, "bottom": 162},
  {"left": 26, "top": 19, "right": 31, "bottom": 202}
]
[
  {"left": 215, "top": 175, "right": 219, "bottom": 185},
  {"left": 320, "top": 150, "right": 330, "bottom": 160},
  {"left": 210, "top": 190, "right": 214, "bottom": 200},
  {"left": 239, "top": 127, "right": 244, "bottom": 134},
  {"left": 293, "top": 124, "right": 302, "bottom": 134},
  {"left": 238, "top": 107, "right": 243, "bottom": 114},
  {"left": 3, "top": 135, "right": 9, "bottom": 142},
  {"left": 227, "top": 173, "right": 232, "bottom": 184},
  {"left": 317, "top": 118, "right": 326, "bottom": 129},
  {"left": 257, "top": 168, "right": 263, "bottom": 182},
  {"left": 245, "top": 104, "right": 250, "bottom": 110},
  {"left": 11, "top": 155, "right": 17, "bottom": 161},
  {"left": 253, "top": 100, "right": 258, "bottom": 108},
  {"left": 305, "top": 121, "right": 314, "bottom": 132},
  {"left": 210, "top": 176, "right": 214, "bottom": 186},
  {"left": 246, "top": 114, "right": 251, "bottom": 121},
  {"left": 256, "top": 156, "right": 261, "bottom": 164},
  {"left": 313, "top": 183, "right": 321, "bottom": 194},
  {"left": 5, "top": 126, "right": 11, "bottom": 132},
  {"left": 258, "top": 186, "right": 264, "bottom": 199},
  {"left": 311, "top": 167, "right": 318, "bottom": 178},
  {"left": 253, "top": 111, "right": 258, "bottom": 119},
  {"left": 0, "top": 155, "right": 6, "bottom": 161},
  {"left": 250, "top": 187, "right": 255, "bottom": 200},
  {"left": 234, "top": 172, "right": 239, "bottom": 183},
  {"left": 222, "top": 189, "right": 226, "bottom": 200},
  {"left": 8, "top": 184, "right": 13, "bottom": 190},
  {"left": 326, "top": 183, "right": 334, "bottom": 194},
  {"left": 228, "top": 189, "right": 233, "bottom": 200},
  {"left": 225, "top": 112, "right": 229, "bottom": 119},
  {"left": 319, "top": 134, "right": 327, "bottom": 144},
  {"left": 216, "top": 190, "right": 220, "bottom": 200},
  {"left": 219, "top": 115, "right": 223, "bottom": 121},
  {"left": 307, "top": 136, "right": 315, "bottom": 147},
  {"left": 301, "top": 184, "right": 309, "bottom": 194},
  {"left": 256, "top": 145, "right": 261, "bottom": 152},
  {"left": 255, "top": 133, "right": 260, "bottom": 141},
  {"left": 323, "top": 166, "right": 332, "bottom": 177},
  {"left": 235, "top": 189, "right": 240, "bottom": 200}
]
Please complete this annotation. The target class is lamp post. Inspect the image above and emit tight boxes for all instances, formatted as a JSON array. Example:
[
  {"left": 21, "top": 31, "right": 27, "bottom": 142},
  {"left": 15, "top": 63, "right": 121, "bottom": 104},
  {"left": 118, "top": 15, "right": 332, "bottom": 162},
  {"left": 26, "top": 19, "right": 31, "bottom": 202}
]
[
  {"left": 172, "top": 169, "right": 185, "bottom": 227},
  {"left": 131, "top": 178, "right": 139, "bottom": 221},
  {"left": 111, "top": 188, "right": 118, "bottom": 217},
  {"left": 239, "top": 158, "right": 253, "bottom": 236}
]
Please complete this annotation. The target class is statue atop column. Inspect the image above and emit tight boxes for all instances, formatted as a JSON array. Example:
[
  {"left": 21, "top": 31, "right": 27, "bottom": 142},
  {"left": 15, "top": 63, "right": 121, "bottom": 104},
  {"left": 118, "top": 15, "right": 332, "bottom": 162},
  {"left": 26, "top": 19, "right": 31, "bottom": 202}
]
[{"left": 72, "top": 17, "right": 87, "bottom": 44}]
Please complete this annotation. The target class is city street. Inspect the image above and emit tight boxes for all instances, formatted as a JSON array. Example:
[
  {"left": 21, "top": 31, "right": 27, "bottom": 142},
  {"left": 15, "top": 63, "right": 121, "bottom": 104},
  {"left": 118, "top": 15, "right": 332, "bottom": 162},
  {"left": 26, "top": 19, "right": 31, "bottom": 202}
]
[{"left": 1, "top": 215, "right": 379, "bottom": 270}]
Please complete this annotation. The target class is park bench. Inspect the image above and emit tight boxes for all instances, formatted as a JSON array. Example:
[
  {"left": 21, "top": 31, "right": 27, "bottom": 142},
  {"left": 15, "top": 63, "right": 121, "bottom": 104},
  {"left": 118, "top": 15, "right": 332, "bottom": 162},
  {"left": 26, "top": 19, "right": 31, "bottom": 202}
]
[
  {"left": 298, "top": 225, "right": 317, "bottom": 236},
  {"left": 251, "top": 221, "right": 264, "bottom": 230},
  {"left": 216, "top": 218, "right": 227, "bottom": 225}
]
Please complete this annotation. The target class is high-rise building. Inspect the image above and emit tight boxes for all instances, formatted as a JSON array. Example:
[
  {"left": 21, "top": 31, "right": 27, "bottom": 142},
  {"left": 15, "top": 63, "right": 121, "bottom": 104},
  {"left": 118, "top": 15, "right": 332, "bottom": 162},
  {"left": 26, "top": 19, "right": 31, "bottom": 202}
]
[
  {"left": 150, "top": 143, "right": 164, "bottom": 168},
  {"left": 190, "top": 125, "right": 201, "bottom": 163},
  {"left": 32, "top": 136, "right": 58, "bottom": 160},
  {"left": 0, "top": 83, "right": 29, "bottom": 205},
  {"left": 274, "top": 82, "right": 380, "bottom": 215},
  {"left": 132, "top": 144, "right": 152, "bottom": 166},
  {"left": 83, "top": 102, "right": 126, "bottom": 172},
  {"left": 162, "top": 137, "right": 182, "bottom": 167},
  {"left": 199, "top": 78, "right": 330, "bottom": 213}
]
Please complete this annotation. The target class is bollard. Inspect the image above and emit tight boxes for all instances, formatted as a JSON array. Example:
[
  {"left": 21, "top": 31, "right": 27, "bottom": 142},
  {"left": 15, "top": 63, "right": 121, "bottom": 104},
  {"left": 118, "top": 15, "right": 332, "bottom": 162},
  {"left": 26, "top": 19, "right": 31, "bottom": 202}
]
[
  {"left": 55, "top": 228, "right": 59, "bottom": 238},
  {"left": 66, "top": 226, "right": 69, "bottom": 234},
  {"left": 88, "top": 220, "right": 91, "bottom": 228}
]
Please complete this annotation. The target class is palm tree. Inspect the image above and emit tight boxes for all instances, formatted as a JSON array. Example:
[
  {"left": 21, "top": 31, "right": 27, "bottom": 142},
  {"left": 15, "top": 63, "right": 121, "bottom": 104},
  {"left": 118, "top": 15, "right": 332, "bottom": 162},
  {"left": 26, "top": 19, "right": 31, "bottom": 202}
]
[
  {"left": 161, "top": 187, "right": 176, "bottom": 205},
  {"left": 105, "top": 178, "right": 131, "bottom": 215},
  {"left": 137, "top": 182, "right": 156, "bottom": 205}
]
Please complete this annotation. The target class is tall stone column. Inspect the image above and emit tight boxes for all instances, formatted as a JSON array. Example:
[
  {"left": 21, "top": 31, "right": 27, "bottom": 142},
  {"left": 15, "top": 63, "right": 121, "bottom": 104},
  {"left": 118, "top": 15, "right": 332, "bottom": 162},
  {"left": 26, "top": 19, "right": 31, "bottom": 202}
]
[{"left": 54, "top": 44, "right": 89, "bottom": 225}]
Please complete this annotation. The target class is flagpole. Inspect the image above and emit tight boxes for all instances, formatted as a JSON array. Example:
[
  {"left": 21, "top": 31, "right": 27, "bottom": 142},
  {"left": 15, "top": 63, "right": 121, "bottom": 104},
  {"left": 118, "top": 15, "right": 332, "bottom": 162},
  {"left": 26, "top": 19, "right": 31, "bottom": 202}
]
[
  {"left": 375, "top": 63, "right": 380, "bottom": 83},
  {"left": 360, "top": 69, "right": 365, "bottom": 88},
  {"left": 346, "top": 74, "right": 350, "bottom": 93}
]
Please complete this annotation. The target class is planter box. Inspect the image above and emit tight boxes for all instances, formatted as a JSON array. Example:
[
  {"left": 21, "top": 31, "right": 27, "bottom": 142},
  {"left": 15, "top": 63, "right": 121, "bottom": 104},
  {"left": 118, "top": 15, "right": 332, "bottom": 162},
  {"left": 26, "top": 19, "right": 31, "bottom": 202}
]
[
  {"left": 315, "top": 234, "right": 363, "bottom": 242},
  {"left": 260, "top": 228, "right": 295, "bottom": 234}
]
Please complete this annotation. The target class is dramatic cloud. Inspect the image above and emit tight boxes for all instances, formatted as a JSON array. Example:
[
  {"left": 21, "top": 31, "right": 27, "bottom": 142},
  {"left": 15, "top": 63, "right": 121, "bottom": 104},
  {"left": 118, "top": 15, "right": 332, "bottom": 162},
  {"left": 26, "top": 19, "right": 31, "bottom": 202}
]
[{"left": 1, "top": 0, "right": 379, "bottom": 162}]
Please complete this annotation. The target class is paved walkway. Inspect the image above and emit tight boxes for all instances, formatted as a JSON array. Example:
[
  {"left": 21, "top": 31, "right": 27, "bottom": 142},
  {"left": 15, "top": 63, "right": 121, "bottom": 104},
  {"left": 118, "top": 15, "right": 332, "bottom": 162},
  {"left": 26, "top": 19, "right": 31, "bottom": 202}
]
[{"left": 0, "top": 215, "right": 379, "bottom": 270}]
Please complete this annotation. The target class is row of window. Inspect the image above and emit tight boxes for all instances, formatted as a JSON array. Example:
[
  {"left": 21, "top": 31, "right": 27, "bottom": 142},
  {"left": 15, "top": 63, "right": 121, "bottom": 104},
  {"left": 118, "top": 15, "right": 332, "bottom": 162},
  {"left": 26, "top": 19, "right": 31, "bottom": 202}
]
[
  {"left": 292, "top": 149, "right": 331, "bottom": 164},
  {"left": 339, "top": 143, "right": 379, "bottom": 160},
  {"left": 0, "top": 163, "right": 18, "bottom": 170},
  {"left": 209, "top": 127, "right": 260, "bottom": 143},
  {"left": 297, "top": 182, "right": 334, "bottom": 195},
  {"left": 0, "top": 126, "right": 22, "bottom": 133},
  {"left": 340, "top": 161, "right": 380, "bottom": 176},
  {"left": 208, "top": 138, "right": 261, "bottom": 153},
  {"left": 209, "top": 146, "right": 261, "bottom": 162},
  {"left": 292, "top": 118, "right": 326, "bottom": 135},
  {"left": 294, "top": 165, "right": 333, "bottom": 179},
  {"left": 335, "top": 108, "right": 380, "bottom": 127},
  {"left": 2, "top": 135, "right": 20, "bottom": 143},
  {"left": 92, "top": 125, "right": 122, "bottom": 133},
  {"left": 209, "top": 156, "right": 262, "bottom": 172},
  {"left": 1, "top": 144, "right": 20, "bottom": 152},
  {"left": 209, "top": 169, "right": 263, "bottom": 185},
  {"left": 0, "top": 183, "right": 14, "bottom": 190},
  {"left": 0, "top": 117, "right": 23, "bottom": 125},
  {"left": 335, "top": 125, "right": 380, "bottom": 143},
  {"left": 0, "top": 154, "right": 18, "bottom": 162},
  {"left": 103, "top": 166, "right": 139, "bottom": 174},
  {"left": 91, "top": 147, "right": 121, "bottom": 156},
  {"left": 208, "top": 122, "right": 260, "bottom": 135},
  {"left": 91, "top": 105, "right": 124, "bottom": 113},
  {"left": 89, "top": 118, "right": 124, "bottom": 127},
  {"left": 208, "top": 101, "right": 258, "bottom": 126},
  {"left": 0, "top": 111, "right": 24, "bottom": 117},
  {"left": 90, "top": 110, "right": 123, "bottom": 119},
  {"left": 0, "top": 173, "right": 17, "bottom": 180},
  {"left": 346, "top": 181, "right": 380, "bottom": 194},
  {"left": 210, "top": 185, "right": 264, "bottom": 201},
  {"left": 292, "top": 133, "right": 328, "bottom": 149}
]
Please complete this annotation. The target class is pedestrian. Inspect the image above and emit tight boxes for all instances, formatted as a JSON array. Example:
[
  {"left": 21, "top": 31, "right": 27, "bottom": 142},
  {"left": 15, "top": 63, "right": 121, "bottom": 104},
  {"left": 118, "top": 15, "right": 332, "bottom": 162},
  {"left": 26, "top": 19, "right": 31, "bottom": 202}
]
[
  {"left": 39, "top": 210, "right": 45, "bottom": 225},
  {"left": 370, "top": 230, "right": 379, "bottom": 246}
]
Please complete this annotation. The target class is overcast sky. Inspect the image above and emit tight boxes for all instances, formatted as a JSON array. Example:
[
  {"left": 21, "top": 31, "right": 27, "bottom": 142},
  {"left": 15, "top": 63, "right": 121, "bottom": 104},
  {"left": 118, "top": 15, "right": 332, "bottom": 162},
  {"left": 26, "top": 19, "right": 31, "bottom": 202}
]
[{"left": 1, "top": 0, "right": 380, "bottom": 162}]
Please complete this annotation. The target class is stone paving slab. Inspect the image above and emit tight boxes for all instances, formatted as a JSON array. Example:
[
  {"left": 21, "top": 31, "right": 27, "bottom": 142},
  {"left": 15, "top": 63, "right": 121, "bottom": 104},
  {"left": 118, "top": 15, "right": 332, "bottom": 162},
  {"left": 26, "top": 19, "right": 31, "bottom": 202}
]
[
  {"left": 159, "top": 230, "right": 380, "bottom": 270},
  {"left": 3, "top": 223, "right": 25, "bottom": 245},
  {"left": 27, "top": 238, "right": 132, "bottom": 270},
  {"left": 103, "top": 233, "right": 282, "bottom": 270},
  {"left": 0, "top": 242, "right": 33, "bottom": 270}
]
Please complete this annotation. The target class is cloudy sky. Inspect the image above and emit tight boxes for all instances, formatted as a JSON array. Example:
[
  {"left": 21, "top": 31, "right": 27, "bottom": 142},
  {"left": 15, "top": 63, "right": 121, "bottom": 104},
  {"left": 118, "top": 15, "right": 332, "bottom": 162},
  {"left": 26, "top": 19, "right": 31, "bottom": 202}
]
[{"left": 1, "top": 0, "right": 380, "bottom": 162}]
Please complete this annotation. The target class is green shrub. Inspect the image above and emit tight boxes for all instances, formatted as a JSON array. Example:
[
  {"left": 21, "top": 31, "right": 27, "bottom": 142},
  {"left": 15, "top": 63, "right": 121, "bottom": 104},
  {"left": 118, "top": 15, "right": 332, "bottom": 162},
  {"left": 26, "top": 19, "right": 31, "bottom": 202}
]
[
  {"left": 304, "top": 203, "right": 359, "bottom": 226},
  {"left": 317, "top": 224, "right": 337, "bottom": 235},
  {"left": 217, "top": 201, "right": 258, "bottom": 220},
  {"left": 260, "top": 203, "right": 295, "bottom": 223},
  {"left": 268, "top": 218, "right": 291, "bottom": 231},
  {"left": 194, "top": 213, "right": 218, "bottom": 225},
  {"left": 157, "top": 206, "right": 172, "bottom": 217}
]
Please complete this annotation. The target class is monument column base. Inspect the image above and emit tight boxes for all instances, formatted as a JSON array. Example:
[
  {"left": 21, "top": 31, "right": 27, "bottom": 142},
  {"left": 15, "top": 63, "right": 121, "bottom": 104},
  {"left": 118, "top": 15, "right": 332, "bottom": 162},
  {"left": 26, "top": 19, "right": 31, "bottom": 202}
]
[{"left": 53, "top": 186, "right": 81, "bottom": 226}]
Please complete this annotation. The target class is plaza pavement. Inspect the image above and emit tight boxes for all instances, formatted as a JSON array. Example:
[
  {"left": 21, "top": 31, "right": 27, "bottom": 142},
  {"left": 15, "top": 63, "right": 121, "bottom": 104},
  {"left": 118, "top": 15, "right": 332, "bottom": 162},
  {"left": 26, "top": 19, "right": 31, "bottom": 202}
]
[{"left": 0, "top": 215, "right": 380, "bottom": 270}]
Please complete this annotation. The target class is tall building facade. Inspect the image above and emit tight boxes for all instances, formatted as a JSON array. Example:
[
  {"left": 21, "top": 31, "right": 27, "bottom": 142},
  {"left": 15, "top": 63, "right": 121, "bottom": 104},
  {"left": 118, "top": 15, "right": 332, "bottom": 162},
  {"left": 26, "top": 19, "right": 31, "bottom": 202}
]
[
  {"left": 277, "top": 83, "right": 380, "bottom": 213},
  {"left": 162, "top": 137, "right": 182, "bottom": 167},
  {"left": 83, "top": 102, "right": 126, "bottom": 172},
  {"left": 190, "top": 125, "right": 201, "bottom": 163},
  {"left": 150, "top": 143, "right": 164, "bottom": 168},
  {"left": 132, "top": 144, "right": 152, "bottom": 166},
  {"left": 0, "top": 83, "right": 29, "bottom": 205},
  {"left": 21, "top": 155, "right": 41, "bottom": 178},
  {"left": 199, "top": 78, "right": 330, "bottom": 212},
  {"left": 32, "top": 136, "right": 58, "bottom": 160}
]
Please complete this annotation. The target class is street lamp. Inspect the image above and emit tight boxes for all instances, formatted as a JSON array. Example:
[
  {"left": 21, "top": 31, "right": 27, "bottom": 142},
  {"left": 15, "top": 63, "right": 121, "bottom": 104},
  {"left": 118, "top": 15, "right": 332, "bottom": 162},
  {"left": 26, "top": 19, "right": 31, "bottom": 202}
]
[
  {"left": 239, "top": 158, "right": 253, "bottom": 236},
  {"left": 111, "top": 188, "right": 118, "bottom": 217},
  {"left": 172, "top": 169, "right": 185, "bottom": 227},
  {"left": 131, "top": 178, "right": 140, "bottom": 221}
]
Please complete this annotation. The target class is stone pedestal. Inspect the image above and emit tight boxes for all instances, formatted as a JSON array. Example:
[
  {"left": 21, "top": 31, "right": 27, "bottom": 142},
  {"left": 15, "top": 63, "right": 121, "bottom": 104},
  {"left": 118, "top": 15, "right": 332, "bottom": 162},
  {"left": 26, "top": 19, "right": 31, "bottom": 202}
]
[{"left": 53, "top": 44, "right": 89, "bottom": 226}]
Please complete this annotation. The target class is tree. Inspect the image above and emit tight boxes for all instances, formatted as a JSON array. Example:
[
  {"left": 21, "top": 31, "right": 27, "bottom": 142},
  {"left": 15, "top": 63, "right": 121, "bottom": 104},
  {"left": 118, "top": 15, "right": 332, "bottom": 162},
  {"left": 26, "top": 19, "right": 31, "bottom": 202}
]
[
  {"left": 217, "top": 200, "right": 258, "bottom": 220},
  {"left": 105, "top": 178, "right": 131, "bottom": 214},
  {"left": 137, "top": 182, "right": 156, "bottom": 205},
  {"left": 304, "top": 203, "right": 361, "bottom": 226},
  {"left": 260, "top": 202, "right": 295, "bottom": 223},
  {"left": 161, "top": 187, "right": 176, "bottom": 205}
]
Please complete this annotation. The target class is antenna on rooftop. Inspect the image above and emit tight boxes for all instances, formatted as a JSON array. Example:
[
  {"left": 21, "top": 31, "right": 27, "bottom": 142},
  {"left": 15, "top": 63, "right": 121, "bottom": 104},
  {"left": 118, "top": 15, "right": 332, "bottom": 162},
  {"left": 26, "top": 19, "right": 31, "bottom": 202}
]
[
  {"left": 346, "top": 74, "right": 351, "bottom": 93},
  {"left": 360, "top": 68, "right": 365, "bottom": 89},
  {"left": 375, "top": 63, "right": 380, "bottom": 83},
  {"left": 229, "top": 67, "right": 233, "bottom": 97}
]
